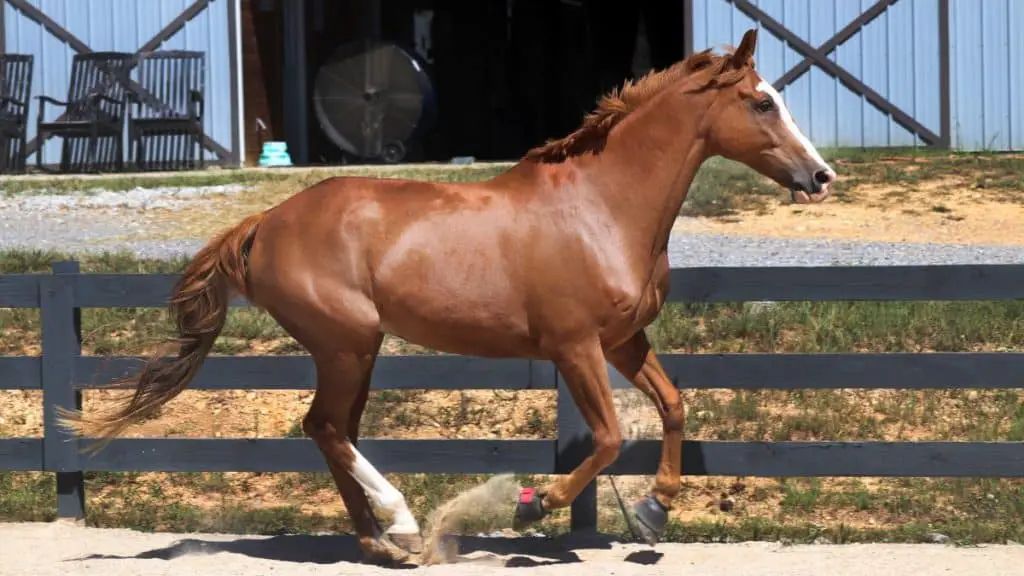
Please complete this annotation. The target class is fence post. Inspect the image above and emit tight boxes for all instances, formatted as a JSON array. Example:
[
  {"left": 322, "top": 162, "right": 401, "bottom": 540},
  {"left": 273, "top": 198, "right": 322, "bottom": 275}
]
[
  {"left": 556, "top": 368, "right": 599, "bottom": 533},
  {"left": 41, "top": 260, "right": 84, "bottom": 519}
]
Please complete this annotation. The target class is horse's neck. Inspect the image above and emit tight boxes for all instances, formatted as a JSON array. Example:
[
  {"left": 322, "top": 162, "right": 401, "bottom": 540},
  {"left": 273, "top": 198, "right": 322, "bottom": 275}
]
[{"left": 587, "top": 88, "right": 712, "bottom": 258}]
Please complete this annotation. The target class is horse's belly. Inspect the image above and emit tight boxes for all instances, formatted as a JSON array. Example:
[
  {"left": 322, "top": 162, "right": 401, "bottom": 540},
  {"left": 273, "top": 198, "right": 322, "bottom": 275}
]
[
  {"left": 370, "top": 211, "right": 541, "bottom": 355},
  {"left": 378, "top": 303, "right": 537, "bottom": 357},
  {"left": 373, "top": 272, "right": 538, "bottom": 357}
]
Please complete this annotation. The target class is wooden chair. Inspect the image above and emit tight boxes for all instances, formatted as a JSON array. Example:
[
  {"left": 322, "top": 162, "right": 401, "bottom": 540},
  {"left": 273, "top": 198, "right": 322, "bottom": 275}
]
[
  {"left": 35, "top": 51, "right": 134, "bottom": 173},
  {"left": 0, "top": 54, "right": 34, "bottom": 174},
  {"left": 127, "top": 50, "right": 206, "bottom": 171}
]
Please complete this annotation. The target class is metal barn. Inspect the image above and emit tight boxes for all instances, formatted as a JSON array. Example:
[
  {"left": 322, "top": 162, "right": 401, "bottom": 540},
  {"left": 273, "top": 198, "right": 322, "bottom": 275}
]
[
  {"left": 1, "top": 0, "right": 242, "bottom": 168},
  {"left": 2, "top": 0, "right": 1021, "bottom": 171},
  {"left": 694, "top": 0, "right": 1024, "bottom": 151}
]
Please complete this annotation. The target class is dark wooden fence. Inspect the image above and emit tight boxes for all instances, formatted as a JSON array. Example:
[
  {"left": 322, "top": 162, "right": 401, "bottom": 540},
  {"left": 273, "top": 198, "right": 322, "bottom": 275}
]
[{"left": 2, "top": 260, "right": 1024, "bottom": 532}]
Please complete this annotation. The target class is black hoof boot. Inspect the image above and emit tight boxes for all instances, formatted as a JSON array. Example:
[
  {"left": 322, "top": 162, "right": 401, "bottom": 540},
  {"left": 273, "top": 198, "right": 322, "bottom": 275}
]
[
  {"left": 630, "top": 495, "right": 669, "bottom": 546},
  {"left": 512, "top": 487, "right": 549, "bottom": 531}
]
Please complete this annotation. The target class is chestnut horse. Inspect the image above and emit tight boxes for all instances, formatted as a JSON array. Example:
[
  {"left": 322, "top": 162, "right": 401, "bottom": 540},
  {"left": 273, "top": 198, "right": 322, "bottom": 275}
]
[{"left": 60, "top": 29, "right": 833, "bottom": 562}]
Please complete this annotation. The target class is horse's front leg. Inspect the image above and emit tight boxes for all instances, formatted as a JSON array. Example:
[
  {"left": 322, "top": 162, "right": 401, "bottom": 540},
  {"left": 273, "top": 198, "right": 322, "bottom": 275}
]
[
  {"left": 605, "top": 330, "right": 684, "bottom": 545},
  {"left": 512, "top": 337, "right": 623, "bottom": 530}
]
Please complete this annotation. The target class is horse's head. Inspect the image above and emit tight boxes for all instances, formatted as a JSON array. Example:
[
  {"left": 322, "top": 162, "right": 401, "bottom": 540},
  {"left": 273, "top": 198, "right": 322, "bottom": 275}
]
[{"left": 700, "top": 28, "right": 836, "bottom": 203}]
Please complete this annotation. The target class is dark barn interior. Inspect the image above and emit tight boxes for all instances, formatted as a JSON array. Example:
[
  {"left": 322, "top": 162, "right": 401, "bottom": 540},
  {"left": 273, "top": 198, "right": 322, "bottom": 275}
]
[{"left": 242, "top": 0, "right": 690, "bottom": 166}]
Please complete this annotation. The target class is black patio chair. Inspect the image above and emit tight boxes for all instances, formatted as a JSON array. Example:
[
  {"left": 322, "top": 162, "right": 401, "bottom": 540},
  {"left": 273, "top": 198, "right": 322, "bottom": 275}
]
[
  {"left": 0, "top": 53, "right": 34, "bottom": 174},
  {"left": 35, "top": 51, "right": 134, "bottom": 173},
  {"left": 127, "top": 50, "right": 206, "bottom": 171}
]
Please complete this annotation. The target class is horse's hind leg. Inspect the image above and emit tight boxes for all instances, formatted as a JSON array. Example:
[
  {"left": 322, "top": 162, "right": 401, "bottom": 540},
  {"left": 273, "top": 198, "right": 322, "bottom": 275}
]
[
  {"left": 303, "top": 339, "right": 421, "bottom": 563},
  {"left": 346, "top": 332, "right": 424, "bottom": 555},
  {"left": 605, "top": 330, "right": 684, "bottom": 545}
]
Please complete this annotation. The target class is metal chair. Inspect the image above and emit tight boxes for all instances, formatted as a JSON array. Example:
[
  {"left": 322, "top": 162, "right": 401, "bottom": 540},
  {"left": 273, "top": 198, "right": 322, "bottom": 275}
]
[
  {"left": 0, "top": 54, "right": 34, "bottom": 174},
  {"left": 127, "top": 50, "right": 206, "bottom": 171},
  {"left": 35, "top": 51, "right": 134, "bottom": 173}
]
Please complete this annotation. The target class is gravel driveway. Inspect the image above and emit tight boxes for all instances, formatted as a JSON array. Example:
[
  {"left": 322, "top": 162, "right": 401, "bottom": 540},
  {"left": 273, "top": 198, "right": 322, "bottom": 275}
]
[
  {"left": 2, "top": 522, "right": 1022, "bottom": 576},
  {"left": 2, "top": 184, "right": 1023, "bottom": 265}
]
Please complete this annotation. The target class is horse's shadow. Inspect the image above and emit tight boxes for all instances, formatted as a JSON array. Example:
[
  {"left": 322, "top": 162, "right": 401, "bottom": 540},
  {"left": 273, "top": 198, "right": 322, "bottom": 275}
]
[{"left": 69, "top": 532, "right": 662, "bottom": 569}]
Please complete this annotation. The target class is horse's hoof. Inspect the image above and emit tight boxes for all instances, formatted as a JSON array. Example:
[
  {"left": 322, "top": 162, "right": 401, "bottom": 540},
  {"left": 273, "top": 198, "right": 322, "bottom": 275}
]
[
  {"left": 359, "top": 536, "right": 412, "bottom": 565},
  {"left": 385, "top": 531, "right": 424, "bottom": 555},
  {"left": 630, "top": 495, "right": 669, "bottom": 546},
  {"left": 512, "top": 487, "right": 549, "bottom": 531}
]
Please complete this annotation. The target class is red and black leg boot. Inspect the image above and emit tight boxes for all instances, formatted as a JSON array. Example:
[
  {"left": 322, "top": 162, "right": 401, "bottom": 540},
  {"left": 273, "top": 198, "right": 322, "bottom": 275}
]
[{"left": 512, "top": 487, "right": 549, "bottom": 531}]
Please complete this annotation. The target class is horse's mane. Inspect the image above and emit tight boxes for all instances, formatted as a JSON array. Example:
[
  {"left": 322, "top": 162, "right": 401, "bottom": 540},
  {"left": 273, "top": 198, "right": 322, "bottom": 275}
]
[{"left": 522, "top": 46, "right": 750, "bottom": 163}]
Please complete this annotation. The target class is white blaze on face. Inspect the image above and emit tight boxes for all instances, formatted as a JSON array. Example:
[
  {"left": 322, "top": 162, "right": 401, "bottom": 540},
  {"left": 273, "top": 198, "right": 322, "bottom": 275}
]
[
  {"left": 350, "top": 445, "right": 421, "bottom": 534},
  {"left": 755, "top": 77, "right": 832, "bottom": 173}
]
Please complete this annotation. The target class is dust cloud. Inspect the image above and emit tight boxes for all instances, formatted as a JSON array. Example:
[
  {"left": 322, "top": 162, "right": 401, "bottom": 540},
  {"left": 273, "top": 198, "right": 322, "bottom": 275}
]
[{"left": 420, "top": 473, "right": 522, "bottom": 565}]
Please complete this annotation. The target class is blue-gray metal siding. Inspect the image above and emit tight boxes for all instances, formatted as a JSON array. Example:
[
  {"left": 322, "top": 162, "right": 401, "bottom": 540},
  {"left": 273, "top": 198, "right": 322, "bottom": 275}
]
[
  {"left": 692, "top": 0, "right": 1023, "bottom": 151},
  {"left": 3, "top": 0, "right": 236, "bottom": 165},
  {"left": 949, "top": 0, "right": 1023, "bottom": 151}
]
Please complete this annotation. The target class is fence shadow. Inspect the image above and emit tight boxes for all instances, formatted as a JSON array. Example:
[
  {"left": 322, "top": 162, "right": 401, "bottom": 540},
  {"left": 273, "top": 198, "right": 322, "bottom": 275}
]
[{"left": 67, "top": 532, "right": 646, "bottom": 569}]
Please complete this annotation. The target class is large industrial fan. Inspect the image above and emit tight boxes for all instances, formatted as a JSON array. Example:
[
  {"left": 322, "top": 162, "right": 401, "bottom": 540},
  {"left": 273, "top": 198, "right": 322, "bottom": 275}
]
[{"left": 312, "top": 39, "right": 437, "bottom": 164}]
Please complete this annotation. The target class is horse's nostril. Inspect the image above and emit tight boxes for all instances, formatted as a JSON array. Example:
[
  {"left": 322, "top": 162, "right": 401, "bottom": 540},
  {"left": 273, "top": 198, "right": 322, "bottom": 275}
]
[{"left": 814, "top": 169, "right": 834, "bottom": 184}]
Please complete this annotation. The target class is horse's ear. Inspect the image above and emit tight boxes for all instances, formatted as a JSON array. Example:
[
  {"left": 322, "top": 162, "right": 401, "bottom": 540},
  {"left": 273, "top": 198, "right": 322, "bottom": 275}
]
[{"left": 730, "top": 28, "right": 758, "bottom": 68}]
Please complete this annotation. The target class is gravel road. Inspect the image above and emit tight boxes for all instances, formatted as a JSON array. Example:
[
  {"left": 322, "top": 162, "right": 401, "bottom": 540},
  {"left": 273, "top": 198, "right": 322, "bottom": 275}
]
[
  {"left": 2, "top": 522, "right": 1022, "bottom": 576},
  {"left": 2, "top": 184, "right": 1023, "bottom": 265}
]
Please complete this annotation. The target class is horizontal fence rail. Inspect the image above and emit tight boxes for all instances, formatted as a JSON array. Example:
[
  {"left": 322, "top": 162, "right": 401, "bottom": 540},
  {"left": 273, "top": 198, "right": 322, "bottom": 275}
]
[
  {"left": 1, "top": 261, "right": 1023, "bottom": 530},
  {"left": 6, "top": 263, "right": 1024, "bottom": 309}
]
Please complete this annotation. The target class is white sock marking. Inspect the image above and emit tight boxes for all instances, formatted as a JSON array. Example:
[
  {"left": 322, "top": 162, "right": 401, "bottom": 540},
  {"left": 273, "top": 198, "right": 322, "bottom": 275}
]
[
  {"left": 755, "top": 77, "right": 833, "bottom": 174},
  {"left": 350, "top": 445, "right": 420, "bottom": 534}
]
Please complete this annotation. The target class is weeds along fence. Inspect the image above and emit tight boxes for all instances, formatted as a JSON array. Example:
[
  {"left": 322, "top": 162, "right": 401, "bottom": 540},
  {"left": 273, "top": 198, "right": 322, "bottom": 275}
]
[{"left": 2, "top": 260, "right": 1024, "bottom": 532}]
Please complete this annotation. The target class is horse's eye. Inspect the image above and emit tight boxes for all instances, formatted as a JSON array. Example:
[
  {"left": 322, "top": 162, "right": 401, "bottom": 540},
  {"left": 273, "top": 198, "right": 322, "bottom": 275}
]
[{"left": 756, "top": 98, "right": 775, "bottom": 113}]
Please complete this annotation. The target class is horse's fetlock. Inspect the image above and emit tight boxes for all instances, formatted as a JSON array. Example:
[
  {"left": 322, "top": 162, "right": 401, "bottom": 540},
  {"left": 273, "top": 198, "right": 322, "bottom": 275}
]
[{"left": 663, "top": 400, "right": 684, "bottom": 432}]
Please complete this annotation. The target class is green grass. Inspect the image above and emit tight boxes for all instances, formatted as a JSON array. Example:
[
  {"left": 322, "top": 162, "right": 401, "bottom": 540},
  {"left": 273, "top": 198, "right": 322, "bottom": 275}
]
[
  {"left": 0, "top": 162, "right": 516, "bottom": 196},
  {"left": 0, "top": 171, "right": 291, "bottom": 196},
  {"left": 648, "top": 300, "right": 1024, "bottom": 354}
]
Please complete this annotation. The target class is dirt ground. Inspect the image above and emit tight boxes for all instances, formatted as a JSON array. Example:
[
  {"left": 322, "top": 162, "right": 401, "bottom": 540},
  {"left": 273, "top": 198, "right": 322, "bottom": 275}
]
[
  {"left": 2, "top": 522, "right": 1022, "bottom": 576},
  {"left": 93, "top": 156, "right": 1024, "bottom": 247},
  {"left": 676, "top": 177, "right": 1024, "bottom": 246}
]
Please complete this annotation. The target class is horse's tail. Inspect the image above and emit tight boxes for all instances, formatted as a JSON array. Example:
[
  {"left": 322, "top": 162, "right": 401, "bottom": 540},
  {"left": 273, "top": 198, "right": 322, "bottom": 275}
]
[{"left": 57, "top": 210, "right": 268, "bottom": 451}]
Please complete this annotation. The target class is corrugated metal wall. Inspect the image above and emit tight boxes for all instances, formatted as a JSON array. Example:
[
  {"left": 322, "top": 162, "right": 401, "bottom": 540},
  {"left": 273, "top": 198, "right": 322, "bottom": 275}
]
[
  {"left": 949, "top": 0, "right": 1023, "bottom": 151},
  {"left": 2, "top": 0, "right": 235, "bottom": 165},
  {"left": 692, "top": 0, "right": 1023, "bottom": 151}
]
